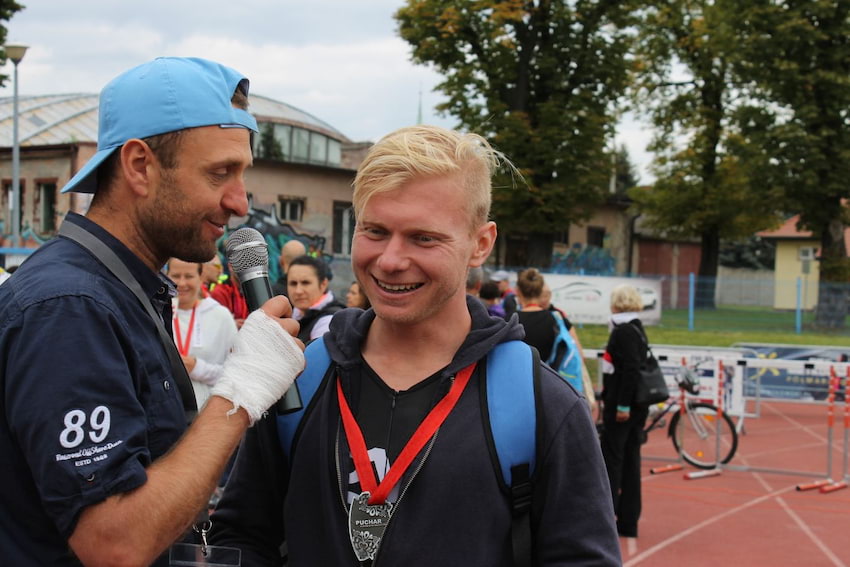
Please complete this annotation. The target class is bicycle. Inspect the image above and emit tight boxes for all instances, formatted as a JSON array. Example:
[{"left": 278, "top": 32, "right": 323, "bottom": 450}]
[{"left": 641, "top": 363, "right": 739, "bottom": 469}]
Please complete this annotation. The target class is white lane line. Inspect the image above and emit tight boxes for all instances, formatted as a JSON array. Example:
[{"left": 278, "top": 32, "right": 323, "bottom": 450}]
[
  {"left": 623, "top": 485, "right": 796, "bottom": 566},
  {"left": 776, "top": 496, "right": 846, "bottom": 567}
]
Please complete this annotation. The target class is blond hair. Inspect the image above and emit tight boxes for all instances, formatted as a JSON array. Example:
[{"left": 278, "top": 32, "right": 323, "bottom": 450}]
[
  {"left": 353, "top": 125, "right": 504, "bottom": 230},
  {"left": 609, "top": 284, "right": 643, "bottom": 313}
]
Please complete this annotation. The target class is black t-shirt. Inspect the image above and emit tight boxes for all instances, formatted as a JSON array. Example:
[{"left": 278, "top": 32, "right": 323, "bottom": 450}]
[
  {"left": 347, "top": 362, "right": 444, "bottom": 503},
  {"left": 517, "top": 309, "right": 573, "bottom": 363}
]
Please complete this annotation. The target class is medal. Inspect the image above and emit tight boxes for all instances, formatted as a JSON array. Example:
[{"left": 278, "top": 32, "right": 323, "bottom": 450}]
[
  {"left": 337, "top": 362, "right": 477, "bottom": 562},
  {"left": 348, "top": 491, "right": 394, "bottom": 561}
]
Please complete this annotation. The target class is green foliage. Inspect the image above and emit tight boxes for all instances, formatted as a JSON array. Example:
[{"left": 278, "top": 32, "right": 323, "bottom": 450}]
[
  {"left": 0, "top": 0, "right": 25, "bottom": 88},
  {"left": 630, "top": 0, "right": 782, "bottom": 253},
  {"left": 719, "top": 236, "right": 775, "bottom": 270},
  {"left": 395, "top": 0, "right": 639, "bottom": 242},
  {"left": 730, "top": 0, "right": 850, "bottom": 285},
  {"left": 613, "top": 143, "right": 639, "bottom": 195}
]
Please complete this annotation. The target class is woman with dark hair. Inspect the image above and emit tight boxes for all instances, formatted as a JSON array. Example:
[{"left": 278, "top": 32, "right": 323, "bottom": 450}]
[
  {"left": 288, "top": 255, "right": 346, "bottom": 342},
  {"left": 600, "top": 283, "right": 650, "bottom": 540}
]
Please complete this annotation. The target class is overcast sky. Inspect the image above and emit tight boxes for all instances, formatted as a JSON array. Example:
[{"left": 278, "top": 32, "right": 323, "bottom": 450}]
[{"left": 0, "top": 0, "right": 653, "bottom": 180}]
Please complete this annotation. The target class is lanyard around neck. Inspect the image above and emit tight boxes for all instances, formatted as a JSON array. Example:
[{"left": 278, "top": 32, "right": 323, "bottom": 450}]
[
  {"left": 337, "top": 363, "right": 477, "bottom": 505},
  {"left": 173, "top": 305, "right": 198, "bottom": 356}
]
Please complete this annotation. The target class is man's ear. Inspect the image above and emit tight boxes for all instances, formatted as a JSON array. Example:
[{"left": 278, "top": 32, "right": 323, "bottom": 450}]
[
  {"left": 119, "top": 139, "right": 156, "bottom": 198},
  {"left": 469, "top": 221, "right": 497, "bottom": 268}
]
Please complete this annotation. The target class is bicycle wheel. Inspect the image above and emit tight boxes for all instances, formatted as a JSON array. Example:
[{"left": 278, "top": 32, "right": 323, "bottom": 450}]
[{"left": 668, "top": 402, "right": 738, "bottom": 469}]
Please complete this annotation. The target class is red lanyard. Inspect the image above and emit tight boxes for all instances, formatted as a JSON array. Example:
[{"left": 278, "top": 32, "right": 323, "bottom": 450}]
[
  {"left": 337, "top": 362, "right": 477, "bottom": 505},
  {"left": 173, "top": 306, "right": 197, "bottom": 356}
]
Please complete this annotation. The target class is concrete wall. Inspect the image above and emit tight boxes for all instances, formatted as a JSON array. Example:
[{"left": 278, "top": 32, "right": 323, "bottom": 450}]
[{"left": 716, "top": 267, "right": 774, "bottom": 307}]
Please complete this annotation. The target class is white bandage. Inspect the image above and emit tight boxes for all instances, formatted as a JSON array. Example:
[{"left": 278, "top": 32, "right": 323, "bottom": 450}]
[{"left": 211, "top": 309, "right": 305, "bottom": 424}]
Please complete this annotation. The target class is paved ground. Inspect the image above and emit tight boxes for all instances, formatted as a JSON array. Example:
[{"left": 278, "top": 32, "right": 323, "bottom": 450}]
[{"left": 620, "top": 400, "right": 850, "bottom": 566}]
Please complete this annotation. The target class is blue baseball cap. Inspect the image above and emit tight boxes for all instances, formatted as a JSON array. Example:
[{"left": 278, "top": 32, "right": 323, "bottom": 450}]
[{"left": 62, "top": 57, "right": 259, "bottom": 194}]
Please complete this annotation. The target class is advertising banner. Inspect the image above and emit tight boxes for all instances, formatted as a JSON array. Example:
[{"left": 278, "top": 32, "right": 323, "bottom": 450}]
[{"left": 543, "top": 274, "right": 662, "bottom": 325}]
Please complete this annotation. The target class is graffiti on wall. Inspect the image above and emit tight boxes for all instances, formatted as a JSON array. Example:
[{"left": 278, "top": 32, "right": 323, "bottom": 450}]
[
  {"left": 550, "top": 243, "right": 616, "bottom": 276},
  {"left": 218, "top": 197, "right": 332, "bottom": 283}
]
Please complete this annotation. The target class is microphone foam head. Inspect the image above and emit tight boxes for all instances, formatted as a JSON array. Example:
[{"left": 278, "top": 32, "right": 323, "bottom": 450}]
[{"left": 225, "top": 227, "right": 269, "bottom": 273}]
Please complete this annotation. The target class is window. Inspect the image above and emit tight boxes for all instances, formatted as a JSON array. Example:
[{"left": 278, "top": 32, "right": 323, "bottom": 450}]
[
  {"left": 310, "top": 133, "right": 328, "bottom": 165},
  {"left": 274, "top": 124, "right": 292, "bottom": 159},
  {"left": 278, "top": 197, "right": 305, "bottom": 222},
  {"left": 291, "top": 128, "right": 310, "bottom": 162},
  {"left": 327, "top": 139, "right": 342, "bottom": 166},
  {"left": 587, "top": 226, "right": 606, "bottom": 248},
  {"left": 36, "top": 181, "right": 57, "bottom": 233},
  {"left": 333, "top": 201, "right": 354, "bottom": 255}
]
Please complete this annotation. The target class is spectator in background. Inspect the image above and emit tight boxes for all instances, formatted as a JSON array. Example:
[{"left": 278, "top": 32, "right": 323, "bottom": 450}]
[
  {"left": 479, "top": 280, "right": 506, "bottom": 318},
  {"left": 514, "top": 268, "right": 561, "bottom": 362},
  {"left": 200, "top": 254, "right": 224, "bottom": 296},
  {"left": 210, "top": 263, "right": 249, "bottom": 328},
  {"left": 466, "top": 266, "right": 484, "bottom": 297},
  {"left": 272, "top": 238, "right": 306, "bottom": 297},
  {"left": 600, "top": 284, "right": 650, "bottom": 540},
  {"left": 288, "top": 254, "right": 346, "bottom": 342},
  {"left": 490, "top": 269, "right": 517, "bottom": 320},
  {"left": 541, "top": 282, "right": 597, "bottom": 414},
  {"left": 167, "top": 258, "right": 239, "bottom": 409},
  {"left": 346, "top": 280, "right": 371, "bottom": 310}
]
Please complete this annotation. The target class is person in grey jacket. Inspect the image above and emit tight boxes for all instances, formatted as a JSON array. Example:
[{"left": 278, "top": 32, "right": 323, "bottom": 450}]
[{"left": 210, "top": 125, "right": 620, "bottom": 566}]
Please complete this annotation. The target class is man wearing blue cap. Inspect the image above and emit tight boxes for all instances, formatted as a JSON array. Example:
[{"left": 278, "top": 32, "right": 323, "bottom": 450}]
[{"left": 0, "top": 57, "right": 306, "bottom": 565}]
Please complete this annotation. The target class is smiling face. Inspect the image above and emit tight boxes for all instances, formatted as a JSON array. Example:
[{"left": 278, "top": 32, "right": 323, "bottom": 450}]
[
  {"left": 351, "top": 174, "right": 496, "bottom": 329},
  {"left": 138, "top": 125, "right": 252, "bottom": 264},
  {"left": 167, "top": 258, "right": 203, "bottom": 309},
  {"left": 287, "top": 264, "right": 329, "bottom": 311}
]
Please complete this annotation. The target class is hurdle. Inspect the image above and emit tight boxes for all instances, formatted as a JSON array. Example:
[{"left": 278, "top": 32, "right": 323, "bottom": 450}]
[
  {"left": 795, "top": 365, "right": 840, "bottom": 491},
  {"left": 819, "top": 366, "right": 849, "bottom": 493}
]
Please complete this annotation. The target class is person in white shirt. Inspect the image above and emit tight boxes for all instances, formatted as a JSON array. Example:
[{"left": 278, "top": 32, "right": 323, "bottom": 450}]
[{"left": 167, "top": 258, "right": 239, "bottom": 408}]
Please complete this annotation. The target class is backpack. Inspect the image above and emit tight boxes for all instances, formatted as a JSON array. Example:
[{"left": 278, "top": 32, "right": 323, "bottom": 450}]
[
  {"left": 547, "top": 310, "right": 584, "bottom": 394},
  {"left": 277, "top": 337, "right": 540, "bottom": 567}
]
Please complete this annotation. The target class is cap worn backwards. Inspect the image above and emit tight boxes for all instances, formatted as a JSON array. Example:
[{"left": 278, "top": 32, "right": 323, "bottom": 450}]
[{"left": 62, "top": 57, "right": 259, "bottom": 194}]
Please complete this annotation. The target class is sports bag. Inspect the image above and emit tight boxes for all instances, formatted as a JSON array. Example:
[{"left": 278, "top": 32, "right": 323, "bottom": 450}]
[
  {"left": 628, "top": 323, "right": 669, "bottom": 406},
  {"left": 547, "top": 310, "right": 584, "bottom": 393}
]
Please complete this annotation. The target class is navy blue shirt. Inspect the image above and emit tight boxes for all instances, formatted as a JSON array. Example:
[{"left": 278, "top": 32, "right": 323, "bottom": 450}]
[{"left": 0, "top": 213, "right": 187, "bottom": 564}]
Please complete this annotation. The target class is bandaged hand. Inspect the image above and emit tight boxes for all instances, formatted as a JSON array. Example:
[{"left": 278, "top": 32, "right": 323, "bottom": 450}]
[{"left": 211, "top": 308, "right": 305, "bottom": 424}]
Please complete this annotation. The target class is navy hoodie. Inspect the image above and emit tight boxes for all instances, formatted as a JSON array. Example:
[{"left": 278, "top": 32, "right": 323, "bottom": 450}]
[{"left": 210, "top": 297, "right": 620, "bottom": 566}]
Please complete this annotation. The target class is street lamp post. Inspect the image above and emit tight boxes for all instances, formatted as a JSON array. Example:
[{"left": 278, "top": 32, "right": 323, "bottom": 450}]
[{"left": 6, "top": 44, "right": 28, "bottom": 248}]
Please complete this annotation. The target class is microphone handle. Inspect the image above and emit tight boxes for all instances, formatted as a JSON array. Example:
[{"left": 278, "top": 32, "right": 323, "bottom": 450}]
[{"left": 239, "top": 274, "right": 303, "bottom": 414}]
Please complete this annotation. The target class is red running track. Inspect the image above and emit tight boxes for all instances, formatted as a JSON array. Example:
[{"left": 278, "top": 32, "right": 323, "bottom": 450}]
[{"left": 621, "top": 400, "right": 850, "bottom": 566}]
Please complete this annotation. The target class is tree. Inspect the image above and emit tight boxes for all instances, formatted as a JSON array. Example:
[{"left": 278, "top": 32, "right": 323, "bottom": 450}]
[
  {"left": 396, "top": 0, "right": 638, "bottom": 267},
  {"left": 629, "top": 0, "right": 781, "bottom": 307},
  {"left": 731, "top": 1, "right": 850, "bottom": 328},
  {"left": 0, "top": 1, "right": 25, "bottom": 87},
  {"left": 613, "top": 143, "right": 639, "bottom": 195}
]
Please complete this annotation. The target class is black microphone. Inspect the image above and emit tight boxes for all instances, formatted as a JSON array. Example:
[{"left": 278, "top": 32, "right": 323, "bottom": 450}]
[{"left": 225, "top": 227, "right": 303, "bottom": 414}]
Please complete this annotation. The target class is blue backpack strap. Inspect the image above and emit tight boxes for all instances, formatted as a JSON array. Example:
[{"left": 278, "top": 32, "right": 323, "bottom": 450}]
[
  {"left": 486, "top": 340, "right": 537, "bottom": 567},
  {"left": 277, "top": 336, "right": 332, "bottom": 458},
  {"left": 486, "top": 340, "right": 537, "bottom": 484}
]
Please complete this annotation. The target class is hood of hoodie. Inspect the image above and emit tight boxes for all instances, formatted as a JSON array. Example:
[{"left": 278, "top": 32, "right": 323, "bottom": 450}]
[{"left": 325, "top": 295, "right": 525, "bottom": 378}]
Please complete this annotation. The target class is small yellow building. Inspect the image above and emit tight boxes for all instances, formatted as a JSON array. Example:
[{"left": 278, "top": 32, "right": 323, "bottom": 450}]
[{"left": 758, "top": 217, "right": 850, "bottom": 310}]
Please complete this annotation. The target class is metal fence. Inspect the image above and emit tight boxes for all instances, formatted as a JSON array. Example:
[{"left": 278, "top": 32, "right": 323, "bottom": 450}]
[{"left": 649, "top": 273, "right": 850, "bottom": 336}]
